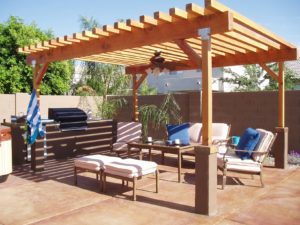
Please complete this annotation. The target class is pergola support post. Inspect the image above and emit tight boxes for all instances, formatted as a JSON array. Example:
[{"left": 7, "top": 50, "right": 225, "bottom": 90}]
[
  {"left": 131, "top": 73, "right": 147, "bottom": 122},
  {"left": 31, "top": 61, "right": 48, "bottom": 172},
  {"left": 132, "top": 74, "right": 138, "bottom": 122},
  {"left": 274, "top": 62, "right": 288, "bottom": 169},
  {"left": 274, "top": 127, "right": 288, "bottom": 169},
  {"left": 260, "top": 62, "right": 288, "bottom": 169},
  {"left": 195, "top": 27, "right": 217, "bottom": 216}
]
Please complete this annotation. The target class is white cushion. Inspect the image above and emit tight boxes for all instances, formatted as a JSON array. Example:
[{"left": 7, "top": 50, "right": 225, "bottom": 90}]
[
  {"left": 74, "top": 159, "right": 100, "bottom": 171},
  {"left": 188, "top": 123, "right": 230, "bottom": 145},
  {"left": 105, "top": 158, "right": 157, "bottom": 178},
  {"left": 74, "top": 155, "right": 122, "bottom": 171},
  {"left": 117, "top": 122, "right": 142, "bottom": 142},
  {"left": 105, "top": 167, "right": 157, "bottom": 178},
  {"left": 252, "top": 129, "right": 274, "bottom": 162},
  {"left": 189, "top": 123, "right": 202, "bottom": 143},
  {"left": 212, "top": 123, "right": 230, "bottom": 139},
  {"left": 217, "top": 152, "right": 261, "bottom": 173}
]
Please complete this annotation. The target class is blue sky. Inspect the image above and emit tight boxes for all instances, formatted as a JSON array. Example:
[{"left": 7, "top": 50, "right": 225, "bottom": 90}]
[{"left": 1, "top": 0, "right": 300, "bottom": 47}]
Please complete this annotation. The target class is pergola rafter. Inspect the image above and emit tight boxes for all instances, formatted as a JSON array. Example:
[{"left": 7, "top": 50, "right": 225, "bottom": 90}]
[{"left": 18, "top": 0, "right": 298, "bottom": 215}]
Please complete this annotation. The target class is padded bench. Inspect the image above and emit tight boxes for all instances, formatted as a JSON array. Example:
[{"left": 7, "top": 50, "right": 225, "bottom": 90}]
[
  {"left": 103, "top": 158, "right": 159, "bottom": 201},
  {"left": 74, "top": 155, "right": 122, "bottom": 191},
  {"left": 74, "top": 155, "right": 159, "bottom": 201}
]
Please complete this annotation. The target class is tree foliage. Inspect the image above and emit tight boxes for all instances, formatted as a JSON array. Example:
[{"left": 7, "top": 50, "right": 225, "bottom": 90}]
[
  {"left": 77, "top": 16, "right": 130, "bottom": 119},
  {"left": 0, "top": 16, "right": 74, "bottom": 94},
  {"left": 265, "top": 63, "right": 300, "bottom": 90},
  {"left": 138, "top": 79, "right": 157, "bottom": 95},
  {"left": 220, "top": 65, "right": 266, "bottom": 91},
  {"left": 220, "top": 64, "right": 299, "bottom": 91}
]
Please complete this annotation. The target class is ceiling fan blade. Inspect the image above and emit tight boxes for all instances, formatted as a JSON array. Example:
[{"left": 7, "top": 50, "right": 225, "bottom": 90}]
[{"left": 163, "top": 61, "right": 190, "bottom": 70}]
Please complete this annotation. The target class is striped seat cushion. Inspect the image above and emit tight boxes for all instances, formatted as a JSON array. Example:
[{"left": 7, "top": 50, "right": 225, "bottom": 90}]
[
  {"left": 105, "top": 158, "right": 157, "bottom": 178},
  {"left": 217, "top": 152, "right": 261, "bottom": 173},
  {"left": 74, "top": 155, "right": 122, "bottom": 171}
]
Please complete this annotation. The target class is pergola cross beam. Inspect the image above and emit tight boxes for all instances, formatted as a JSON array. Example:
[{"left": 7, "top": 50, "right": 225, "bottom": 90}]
[{"left": 25, "top": 10, "right": 233, "bottom": 65}]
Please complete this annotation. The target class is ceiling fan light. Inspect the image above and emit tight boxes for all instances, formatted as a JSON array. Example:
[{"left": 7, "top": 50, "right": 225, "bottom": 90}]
[
  {"left": 162, "top": 68, "right": 170, "bottom": 74},
  {"left": 145, "top": 68, "right": 152, "bottom": 74},
  {"left": 153, "top": 67, "right": 161, "bottom": 76}
]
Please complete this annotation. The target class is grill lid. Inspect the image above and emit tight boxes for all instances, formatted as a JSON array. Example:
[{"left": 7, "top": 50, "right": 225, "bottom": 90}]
[{"left": 48, "top": 108, "right": 88, "bottom": 131}]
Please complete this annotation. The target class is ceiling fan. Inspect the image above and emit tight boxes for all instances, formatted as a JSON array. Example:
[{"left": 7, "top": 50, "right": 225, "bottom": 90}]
[{"left": 150, "top": 51, "right": 166, "bottom": 70}]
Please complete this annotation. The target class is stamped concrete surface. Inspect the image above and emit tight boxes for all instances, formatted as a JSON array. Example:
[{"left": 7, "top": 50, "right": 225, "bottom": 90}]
[{"left": 0, "top": 156, "right": 299, "bottom": 225}]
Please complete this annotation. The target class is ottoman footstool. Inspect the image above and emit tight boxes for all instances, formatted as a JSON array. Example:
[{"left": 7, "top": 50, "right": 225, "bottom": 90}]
[
  {"left": 74, "top": 155, "right": 122, "bottom": 191},
  {"left": 103, "top": 158, "right": 159, "bottom": 201}
]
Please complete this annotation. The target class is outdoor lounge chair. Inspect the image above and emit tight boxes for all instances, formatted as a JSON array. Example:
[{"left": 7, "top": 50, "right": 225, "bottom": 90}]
[
  {"left": 111, "top": 122, "right": 142, "bottom": 157},
  {"left": 217, "top": 128, "right": 277, "bottom": 189}
]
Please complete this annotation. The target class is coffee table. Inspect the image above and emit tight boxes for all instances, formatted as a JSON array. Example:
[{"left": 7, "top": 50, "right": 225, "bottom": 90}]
[{"left": 127, "top": 141, "right": 195, "bottom": 183}]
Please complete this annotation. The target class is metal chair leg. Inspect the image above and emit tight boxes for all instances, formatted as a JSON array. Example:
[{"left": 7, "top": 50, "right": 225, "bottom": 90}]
[
  {"left": 103, "top": 173, "right": 107, "bottom": 192},
  {"left": 260, "top": 172, "right": 264, "bottom": 188},
  {"left": 99, "top": 170, "right": 103, "bottom": 192},
  {"left": 222, "top": 168, "right": 227, "bottom": 190},
  {"left": 74, "top": 167, "right": 78, "bottom": 185},
  {"left": 155, "top": 169, "right": 159, "bottom": 193},
  {"left": 133, "top": 177, "right": 137, "bottom": 201}
]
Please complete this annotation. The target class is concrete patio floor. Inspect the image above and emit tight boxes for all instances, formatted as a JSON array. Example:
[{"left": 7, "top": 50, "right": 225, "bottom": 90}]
[{"left": 0, "top": 153, "right": 299, "bottom": 225}]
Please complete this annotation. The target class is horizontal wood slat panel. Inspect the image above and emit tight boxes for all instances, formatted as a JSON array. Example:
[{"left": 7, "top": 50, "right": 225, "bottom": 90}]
[{"left": 32, "top": 120, "right": 116, "bottom": 162}]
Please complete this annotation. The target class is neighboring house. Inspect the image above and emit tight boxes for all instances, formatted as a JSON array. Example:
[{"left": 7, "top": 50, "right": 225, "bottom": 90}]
[
  {"left": 286, "top": 57, "right": 300, "bottom": 76},
  {"left": 147, "top": 68, "right": 224, "bottom": 93},
  {"left": 147, "top": 55, "right": 300, "bottom": 94},
  {"left": 285, "top": 57, "right": 300, "bottom": 90}
]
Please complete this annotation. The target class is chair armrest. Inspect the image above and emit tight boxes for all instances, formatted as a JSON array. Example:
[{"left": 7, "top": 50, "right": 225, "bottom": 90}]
[
  {"left": 222, "top": 148, "right": 251, "bottom": 160},
  {"left": 234, "top": 149, "right": 253, "bottom": 153},
  {"left": 212, "top": 137, "right": 231, "bottom": 145}
]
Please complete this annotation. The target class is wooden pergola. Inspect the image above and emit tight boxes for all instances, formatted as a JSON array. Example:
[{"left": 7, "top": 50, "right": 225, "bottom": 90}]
[{"left": 18, "top": 0, "right": 297, "bottom": 215}]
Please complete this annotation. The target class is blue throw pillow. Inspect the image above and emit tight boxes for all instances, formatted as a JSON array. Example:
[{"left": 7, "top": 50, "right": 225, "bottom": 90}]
[
  {"left": 166, "top": 123, "right": 190, "bottom": 145},
  {"left": 236, "top": 128, "right": 260, "bottom": 160}
]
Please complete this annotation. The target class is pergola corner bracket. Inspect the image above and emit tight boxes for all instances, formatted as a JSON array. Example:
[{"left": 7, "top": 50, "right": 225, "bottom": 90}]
[
  {"left": 199, "top": 28, "right": 211, "bottom": 40},
  {"left": 35, "top": 62, "right": 49, "bottom": 86},
  {"left": 134, "top": 73, "right": 148, "bottom": 89},
  {"left": 174, "top": 39, "right": 202, "bottom": 66},
  {"left": 259, "top": 63, "right": 280, "bottom": 83}
]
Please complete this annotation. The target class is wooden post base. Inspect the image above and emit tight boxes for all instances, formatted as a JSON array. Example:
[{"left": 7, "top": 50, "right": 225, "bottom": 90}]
[
  {"left": 194, "top": 145, "right": 217, "bottom": 216},
  {"left": 274, "top": 127, "right": 288, "bottom": 169}
]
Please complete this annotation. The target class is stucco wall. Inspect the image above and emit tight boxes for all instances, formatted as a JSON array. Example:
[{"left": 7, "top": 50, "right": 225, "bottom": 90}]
[
  {"left": 113, "top": 90, "right": 300, "bottom": 152},
  {"left": 0, "top": 93, "right": 101, "bottom": 121},
  {"left": 0, "top": 94, "right": 15, "bottom": 123},
  {"left": 1, "top": 91, "right": 300, "bottom": 151}
]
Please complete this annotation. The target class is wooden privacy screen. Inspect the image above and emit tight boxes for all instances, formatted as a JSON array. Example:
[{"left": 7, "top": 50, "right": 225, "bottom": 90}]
[{"left": 31, "top": 120, "right": 116, "bottom": 171}]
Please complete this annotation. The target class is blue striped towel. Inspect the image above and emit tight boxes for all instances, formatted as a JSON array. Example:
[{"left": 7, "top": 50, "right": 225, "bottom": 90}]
[{"left": 26, "top": 90, "right": 44, "bottom": 144}]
